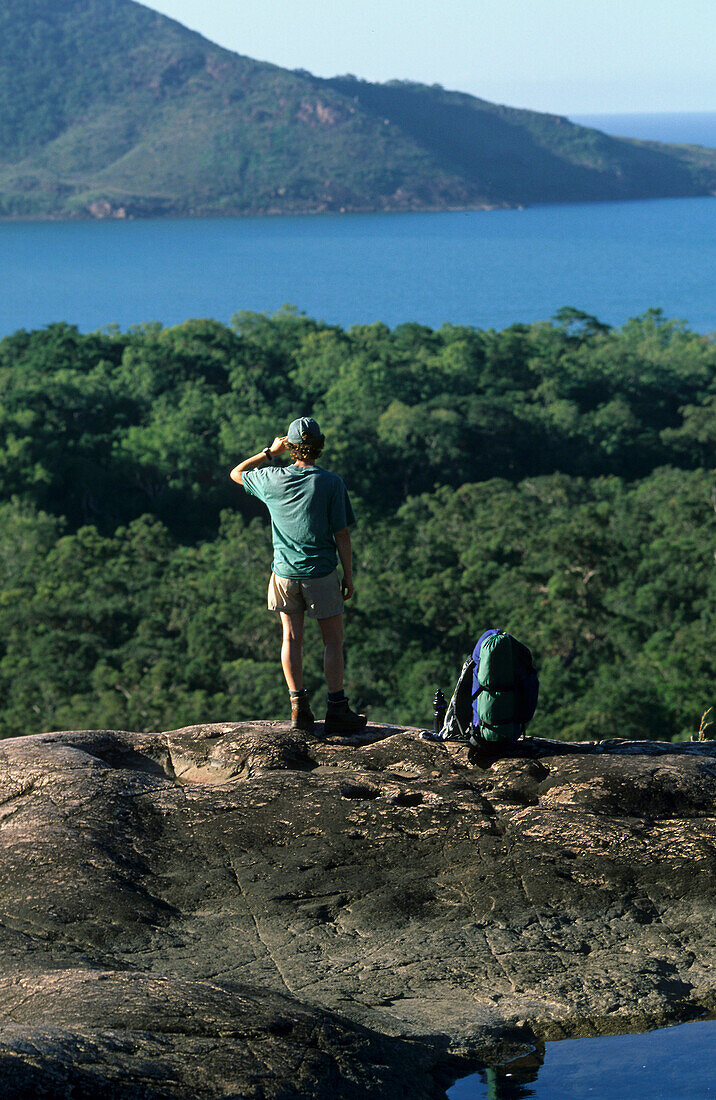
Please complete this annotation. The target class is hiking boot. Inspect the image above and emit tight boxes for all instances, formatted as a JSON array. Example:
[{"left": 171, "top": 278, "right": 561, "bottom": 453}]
[
  {"left": 324, "top": 698, "right": 367, "bottom": 736},
  {"left": 290, "top": 696, "right": 315, "bottom": 733}
]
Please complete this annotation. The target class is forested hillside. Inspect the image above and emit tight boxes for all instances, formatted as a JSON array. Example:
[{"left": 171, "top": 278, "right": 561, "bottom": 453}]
[
  {"left": 1, "top": 0, "right": 715, "bottom": 219},
  {"left": 0, "top": 308, "right": 713, "bottom": 741}
]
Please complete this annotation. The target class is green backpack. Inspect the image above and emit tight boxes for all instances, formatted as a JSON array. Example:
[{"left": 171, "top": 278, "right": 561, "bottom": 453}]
[
  {"left": 432, "top": 630, "right": 539, "bottom": 745},
  {"left": 473, "top": 630, "right": 539, "bottom": 743}
]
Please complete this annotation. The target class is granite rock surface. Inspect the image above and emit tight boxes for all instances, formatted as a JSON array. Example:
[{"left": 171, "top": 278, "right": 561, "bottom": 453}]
[{"left": 1, "top": 722, "right": 715, "bottom": 1097}]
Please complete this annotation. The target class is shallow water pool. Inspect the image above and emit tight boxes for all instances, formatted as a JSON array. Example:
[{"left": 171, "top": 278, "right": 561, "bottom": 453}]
[{"left": 448, "top": 1018, "right": 716, "bottom": 1099}]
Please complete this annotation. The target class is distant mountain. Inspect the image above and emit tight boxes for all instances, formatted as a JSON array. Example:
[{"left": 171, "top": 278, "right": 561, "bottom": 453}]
[{"left": 1, "top": 0, "right": 715, "bottom": 220}]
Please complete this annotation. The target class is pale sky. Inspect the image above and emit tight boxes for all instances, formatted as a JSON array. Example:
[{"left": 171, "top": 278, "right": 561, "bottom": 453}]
[{"left": 143, "top": 0, "right": 715, "bottom": 114}]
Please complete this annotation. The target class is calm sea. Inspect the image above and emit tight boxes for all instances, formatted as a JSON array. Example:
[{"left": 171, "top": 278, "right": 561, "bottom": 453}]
[
  {"left": 449, "top": 1018, "right": 716, "bottom": 1099},
  {"left": 571, "top": 111, "right": 716, "bottom": 147},
  {"left": 1, "top": 113, "right": 714, "bottom": 338}
]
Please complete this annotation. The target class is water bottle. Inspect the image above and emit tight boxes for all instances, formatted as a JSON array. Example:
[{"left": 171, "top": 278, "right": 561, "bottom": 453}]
[{"left": 433, "top": 689, "right": 446, "bottom": 737}]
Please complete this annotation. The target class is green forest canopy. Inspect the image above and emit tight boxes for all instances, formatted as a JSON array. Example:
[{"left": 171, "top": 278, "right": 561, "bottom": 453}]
[{"left": 0, "top": 307, "right": 713, "bottom": 741}]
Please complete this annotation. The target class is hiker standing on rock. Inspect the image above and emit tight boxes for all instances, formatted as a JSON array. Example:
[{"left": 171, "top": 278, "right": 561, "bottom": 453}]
[{"left": 230, "top": 417, "right": 366, "bottom": 736}]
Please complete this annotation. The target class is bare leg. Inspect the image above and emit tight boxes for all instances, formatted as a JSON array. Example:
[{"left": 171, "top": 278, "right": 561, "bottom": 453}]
[
  {"left": 280, "top": 611, "right": 305, "bottom": 692},
  {"left": 318, "top": 614, "right": 344, "bottom": 693}
]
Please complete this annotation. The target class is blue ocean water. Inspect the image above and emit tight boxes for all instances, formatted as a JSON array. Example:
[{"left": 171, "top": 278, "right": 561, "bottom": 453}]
[
  {"left": 2, "top": 196, "right": 714, "bottom": 338},
  {"left": 1, "top": 113, "right": 714, "bottom": 338},
  {"left": 572, "top": 111, "right": 716, "bottom": 147},
  {"left": 449, "top": 1018, "right": 716, "bottom": 1099}
]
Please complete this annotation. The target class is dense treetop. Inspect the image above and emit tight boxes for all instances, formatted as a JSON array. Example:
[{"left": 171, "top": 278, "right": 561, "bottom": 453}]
[
  {"left": 1, "top": 0, "right": 715, "bottom": 218},
  {"left": 0, "top": 307, "right": 713, "bottom": 742}
]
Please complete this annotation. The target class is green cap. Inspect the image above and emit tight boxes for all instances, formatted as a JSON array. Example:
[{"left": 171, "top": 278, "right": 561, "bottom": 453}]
[{"left": 287, "top": 417, "right": 322, "bottom": 444}]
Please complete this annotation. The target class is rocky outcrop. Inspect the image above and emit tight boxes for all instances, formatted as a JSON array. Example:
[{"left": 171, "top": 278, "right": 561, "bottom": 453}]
[{"left": 1, "top": 723, "right": 715, "bottom": 1097}]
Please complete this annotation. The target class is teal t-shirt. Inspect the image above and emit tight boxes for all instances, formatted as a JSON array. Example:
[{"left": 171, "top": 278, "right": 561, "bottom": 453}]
[{"left": 242, "top": 464, "right": 356, "bottom": 579}]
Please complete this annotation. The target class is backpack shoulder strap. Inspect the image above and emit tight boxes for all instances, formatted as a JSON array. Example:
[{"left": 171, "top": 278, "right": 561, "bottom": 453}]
[{"left": 439, "top": 657, "right": 475, "bottom": 741}]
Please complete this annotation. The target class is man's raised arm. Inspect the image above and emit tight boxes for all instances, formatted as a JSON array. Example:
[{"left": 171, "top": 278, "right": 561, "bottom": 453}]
[{"left": 229, "top": 436, "right": 287, "bottom": 485}]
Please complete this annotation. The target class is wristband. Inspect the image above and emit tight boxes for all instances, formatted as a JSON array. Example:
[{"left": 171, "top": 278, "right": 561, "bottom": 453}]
[{"left": 263, "top": 447, "right": 273, "bottom": 465}]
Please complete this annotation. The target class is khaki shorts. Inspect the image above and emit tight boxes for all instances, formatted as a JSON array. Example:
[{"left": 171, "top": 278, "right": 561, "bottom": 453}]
[{"left": 268, "top": 570, "right": 344, "bottom": 619}]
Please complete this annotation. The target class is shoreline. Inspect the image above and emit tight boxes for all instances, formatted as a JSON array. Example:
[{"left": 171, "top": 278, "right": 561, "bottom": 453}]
[{"left": 2, "top": 191, "right": 716, "bottom": 225}]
